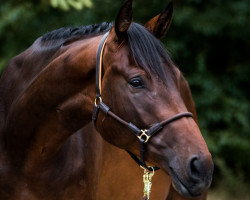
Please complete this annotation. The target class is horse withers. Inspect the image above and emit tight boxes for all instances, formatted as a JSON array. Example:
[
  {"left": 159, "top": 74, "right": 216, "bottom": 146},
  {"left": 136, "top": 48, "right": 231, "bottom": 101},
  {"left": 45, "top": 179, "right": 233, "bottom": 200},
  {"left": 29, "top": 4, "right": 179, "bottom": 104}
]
[{"left": 0, "top": 0, "right": 213, "bottom": 199}]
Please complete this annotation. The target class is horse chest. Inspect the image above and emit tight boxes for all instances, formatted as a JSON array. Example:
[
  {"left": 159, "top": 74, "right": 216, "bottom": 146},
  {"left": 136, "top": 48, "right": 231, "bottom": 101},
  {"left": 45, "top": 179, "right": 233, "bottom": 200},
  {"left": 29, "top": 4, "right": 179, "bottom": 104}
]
[{"left": 0, "top": 131, "right": 102, "bottom": 200}]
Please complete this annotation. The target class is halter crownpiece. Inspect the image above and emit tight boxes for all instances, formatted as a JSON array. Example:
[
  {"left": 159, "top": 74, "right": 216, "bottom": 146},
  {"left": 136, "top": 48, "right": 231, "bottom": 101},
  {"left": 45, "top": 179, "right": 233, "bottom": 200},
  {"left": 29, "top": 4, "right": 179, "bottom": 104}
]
[
  {"left": 95, "top": 31, "right": 109, "bottom": 98},
  {"left": 92, "top": 32, "right": 194, "bottom": 171}
]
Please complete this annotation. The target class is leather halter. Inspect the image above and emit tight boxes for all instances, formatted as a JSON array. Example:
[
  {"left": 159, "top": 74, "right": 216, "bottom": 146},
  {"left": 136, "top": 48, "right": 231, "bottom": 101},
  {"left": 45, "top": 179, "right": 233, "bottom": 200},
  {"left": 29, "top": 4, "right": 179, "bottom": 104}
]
[{"left": 92, "top": 32, "right": 194, "bottom": 171}]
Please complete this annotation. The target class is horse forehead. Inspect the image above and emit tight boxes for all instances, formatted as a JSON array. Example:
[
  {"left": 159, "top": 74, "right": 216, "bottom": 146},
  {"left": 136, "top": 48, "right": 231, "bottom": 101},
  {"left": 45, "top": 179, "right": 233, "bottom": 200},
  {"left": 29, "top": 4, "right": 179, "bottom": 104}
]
[
  {"left": 110, "top": 43, "right": 131, "bottom": 61},
  {"left": 106, "top": 44, "right": 137, "bottom": 72}
]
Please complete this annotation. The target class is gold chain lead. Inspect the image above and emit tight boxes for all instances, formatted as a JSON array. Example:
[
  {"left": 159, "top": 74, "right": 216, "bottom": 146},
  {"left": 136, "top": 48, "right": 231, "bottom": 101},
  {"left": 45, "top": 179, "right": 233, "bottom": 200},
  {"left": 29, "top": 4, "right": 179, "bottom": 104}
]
[{"left": 142, "top": 167, "right": 154, "bottom": 200}]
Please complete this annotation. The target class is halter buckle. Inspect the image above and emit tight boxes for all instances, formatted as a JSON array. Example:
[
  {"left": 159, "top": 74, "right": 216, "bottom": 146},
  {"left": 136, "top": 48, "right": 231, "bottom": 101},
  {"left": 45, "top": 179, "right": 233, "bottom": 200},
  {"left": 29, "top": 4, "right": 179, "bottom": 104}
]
[{"left": 138, "top": 129, "right": 150, "bottom": 143}]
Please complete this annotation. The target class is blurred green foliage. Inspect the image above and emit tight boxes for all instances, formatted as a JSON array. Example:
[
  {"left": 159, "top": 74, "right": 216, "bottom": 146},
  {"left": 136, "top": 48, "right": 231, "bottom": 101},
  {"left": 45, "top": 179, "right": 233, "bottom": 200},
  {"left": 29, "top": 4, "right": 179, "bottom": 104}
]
[
  {"left": 0, "top": 0, "right": 249, "bottom": 192},
  {"left": 50, "top": 0, "right": 93, "bottom": 11}
]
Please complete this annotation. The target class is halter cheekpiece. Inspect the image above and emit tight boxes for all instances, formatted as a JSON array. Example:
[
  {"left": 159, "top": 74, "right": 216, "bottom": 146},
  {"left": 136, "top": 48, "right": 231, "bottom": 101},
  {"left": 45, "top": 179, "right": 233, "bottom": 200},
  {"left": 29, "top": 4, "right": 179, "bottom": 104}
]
[{"left": 92, "top": 32, "right": 194, "bottom": 171}]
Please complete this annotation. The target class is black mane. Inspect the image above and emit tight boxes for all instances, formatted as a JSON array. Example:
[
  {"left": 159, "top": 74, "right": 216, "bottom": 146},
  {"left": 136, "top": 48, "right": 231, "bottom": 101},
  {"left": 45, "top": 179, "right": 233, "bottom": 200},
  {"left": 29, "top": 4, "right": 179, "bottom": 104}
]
[
  {"left": 127, "top": 23, "right": 174, "bottom": 81},
  {"left": 41, "top": 22, "right": 174, "bottom": 81},
  {"left": 41, "top": 22, "right": 113, "bottom": 42}
]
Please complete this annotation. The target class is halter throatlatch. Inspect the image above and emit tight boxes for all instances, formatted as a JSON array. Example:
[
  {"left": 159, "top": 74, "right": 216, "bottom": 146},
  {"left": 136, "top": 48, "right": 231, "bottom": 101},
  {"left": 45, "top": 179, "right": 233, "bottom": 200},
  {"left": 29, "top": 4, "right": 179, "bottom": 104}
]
[{"left": 92, "top": 32, "right": 194, "bottom": 172}]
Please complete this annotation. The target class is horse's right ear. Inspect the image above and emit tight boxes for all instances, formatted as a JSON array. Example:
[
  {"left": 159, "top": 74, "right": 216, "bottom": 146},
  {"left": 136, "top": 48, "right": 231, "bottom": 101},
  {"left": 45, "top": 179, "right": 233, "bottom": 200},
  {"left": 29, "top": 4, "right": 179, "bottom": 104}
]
[
  {"left": 110, "top": 0, "right": 133, "bottom": 42},
  {"left": 144, "top": 2, "right": 173, "bottom": 39}
]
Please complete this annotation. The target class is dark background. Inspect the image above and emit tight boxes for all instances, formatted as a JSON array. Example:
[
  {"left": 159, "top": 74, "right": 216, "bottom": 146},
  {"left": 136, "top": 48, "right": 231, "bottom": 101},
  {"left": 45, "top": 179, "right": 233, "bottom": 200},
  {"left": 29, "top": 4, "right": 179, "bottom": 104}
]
[{"left": 1, "top": 0, "right": 249, "bottom": 198}]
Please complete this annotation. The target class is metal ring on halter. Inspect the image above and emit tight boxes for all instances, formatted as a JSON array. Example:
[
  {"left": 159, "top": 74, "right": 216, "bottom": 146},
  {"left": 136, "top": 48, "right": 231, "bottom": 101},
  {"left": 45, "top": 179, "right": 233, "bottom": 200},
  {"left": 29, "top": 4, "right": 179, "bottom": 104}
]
[
  {"left": 138, "top": 129, "right": 150, "bottom": 143},
  {"left": 94, "top": 97, "right": 102, "bottom": 106},
  {"left": 140, "top": 165, "right": 155, "bottom": 175}
]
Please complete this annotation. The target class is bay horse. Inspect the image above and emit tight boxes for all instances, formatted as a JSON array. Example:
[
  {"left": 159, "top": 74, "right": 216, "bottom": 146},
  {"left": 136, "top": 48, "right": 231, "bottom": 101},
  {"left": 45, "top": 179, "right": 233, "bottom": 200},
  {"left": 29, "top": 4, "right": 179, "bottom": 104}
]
[{"left": 0, "top": 0, "right": 213, "bottom": 199}]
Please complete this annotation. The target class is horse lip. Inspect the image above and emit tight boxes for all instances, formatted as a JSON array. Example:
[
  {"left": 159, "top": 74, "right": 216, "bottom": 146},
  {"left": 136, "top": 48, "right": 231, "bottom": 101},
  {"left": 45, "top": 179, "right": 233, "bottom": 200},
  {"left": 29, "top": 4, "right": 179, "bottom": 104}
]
[{"left": 169, "top": 167, "right": 201, "bottom": 198}]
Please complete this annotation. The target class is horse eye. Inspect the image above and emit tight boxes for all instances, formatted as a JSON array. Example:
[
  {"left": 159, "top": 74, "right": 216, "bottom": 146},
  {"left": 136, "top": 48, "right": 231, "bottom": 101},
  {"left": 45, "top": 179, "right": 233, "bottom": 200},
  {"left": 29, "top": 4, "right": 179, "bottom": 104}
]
[{"left": 129, "top": 78, "right": 145, "bottom": 89}]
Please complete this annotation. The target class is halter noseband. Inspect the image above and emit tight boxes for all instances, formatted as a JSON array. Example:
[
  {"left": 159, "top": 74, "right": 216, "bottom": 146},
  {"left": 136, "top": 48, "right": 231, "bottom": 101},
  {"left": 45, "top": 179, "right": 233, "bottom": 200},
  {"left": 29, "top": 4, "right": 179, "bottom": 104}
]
[{"left": 92, "top": 32, "right": 194, "bottom": 171}]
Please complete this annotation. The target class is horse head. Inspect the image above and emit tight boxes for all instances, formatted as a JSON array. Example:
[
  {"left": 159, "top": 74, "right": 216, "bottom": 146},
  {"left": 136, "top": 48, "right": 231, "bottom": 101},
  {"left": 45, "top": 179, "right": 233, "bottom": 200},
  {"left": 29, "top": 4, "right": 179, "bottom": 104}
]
[{"left": 94, "top": 0, "right": 213, "bottom": 197}]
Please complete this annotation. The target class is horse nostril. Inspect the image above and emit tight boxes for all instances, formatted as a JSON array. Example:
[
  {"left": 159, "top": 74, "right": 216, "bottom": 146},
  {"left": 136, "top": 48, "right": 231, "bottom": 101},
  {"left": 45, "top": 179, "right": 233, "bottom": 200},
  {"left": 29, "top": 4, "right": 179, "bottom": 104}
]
[{"left": 188, "top": 155, "right": 203, "bottom": 182}]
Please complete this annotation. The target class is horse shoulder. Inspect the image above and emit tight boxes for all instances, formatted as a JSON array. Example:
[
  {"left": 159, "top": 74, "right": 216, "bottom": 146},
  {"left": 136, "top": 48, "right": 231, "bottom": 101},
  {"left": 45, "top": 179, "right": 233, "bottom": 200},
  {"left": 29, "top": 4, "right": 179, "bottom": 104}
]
[{"left": 1, "top": 37, "right": 98, "bottom": 175}]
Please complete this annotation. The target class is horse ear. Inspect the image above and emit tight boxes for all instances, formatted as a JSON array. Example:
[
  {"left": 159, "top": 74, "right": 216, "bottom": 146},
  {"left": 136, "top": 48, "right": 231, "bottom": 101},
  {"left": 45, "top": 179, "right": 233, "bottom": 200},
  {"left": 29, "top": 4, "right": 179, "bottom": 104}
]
[
  {"left": 113, "top": 0, "right": 133, "bottom": 41},
  {"left": 144, "top": 2, "right": 173, "bottom": 39}
]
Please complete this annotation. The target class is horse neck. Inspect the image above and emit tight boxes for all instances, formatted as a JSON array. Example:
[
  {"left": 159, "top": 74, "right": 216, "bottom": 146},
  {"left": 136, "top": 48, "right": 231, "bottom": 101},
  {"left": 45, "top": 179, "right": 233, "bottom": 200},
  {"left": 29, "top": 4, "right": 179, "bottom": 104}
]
[{"left": 2, "top": 34, "right": 102, "bottom": 170}]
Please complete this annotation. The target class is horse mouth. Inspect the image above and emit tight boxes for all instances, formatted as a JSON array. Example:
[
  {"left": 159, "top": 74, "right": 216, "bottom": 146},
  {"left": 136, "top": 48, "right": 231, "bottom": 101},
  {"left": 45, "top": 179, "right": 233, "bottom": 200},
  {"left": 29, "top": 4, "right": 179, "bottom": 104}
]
[{"left": 169, "top": 167, "right": 201, "bottom": 198}]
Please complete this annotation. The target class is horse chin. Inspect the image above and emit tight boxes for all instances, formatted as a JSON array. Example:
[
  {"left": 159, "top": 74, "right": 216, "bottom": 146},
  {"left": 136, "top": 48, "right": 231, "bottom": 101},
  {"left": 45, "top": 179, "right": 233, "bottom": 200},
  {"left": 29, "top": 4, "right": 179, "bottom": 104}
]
[
  {"left": 169, "top": 168, "right": 202, "bottom": 198},
  {"left": 171, "top": 181, "right": 194, "bottom": 198}
]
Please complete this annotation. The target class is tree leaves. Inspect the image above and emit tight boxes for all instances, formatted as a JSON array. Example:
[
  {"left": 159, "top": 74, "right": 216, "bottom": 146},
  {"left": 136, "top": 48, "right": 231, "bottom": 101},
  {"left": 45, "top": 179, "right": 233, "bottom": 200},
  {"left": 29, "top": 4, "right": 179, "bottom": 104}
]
[{"left": 50, "top": 0, "right": 93, "bottom": 11}]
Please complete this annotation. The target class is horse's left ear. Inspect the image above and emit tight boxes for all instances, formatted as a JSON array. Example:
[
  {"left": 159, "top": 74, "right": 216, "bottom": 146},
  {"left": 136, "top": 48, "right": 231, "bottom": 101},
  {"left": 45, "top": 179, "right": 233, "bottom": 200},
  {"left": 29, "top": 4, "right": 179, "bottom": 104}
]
[
  {"left": 111, "top": 0, "right": 133, "bottom": 42},
  {"left": 144, "top": 2, "right": 173, "bottom": 39}
]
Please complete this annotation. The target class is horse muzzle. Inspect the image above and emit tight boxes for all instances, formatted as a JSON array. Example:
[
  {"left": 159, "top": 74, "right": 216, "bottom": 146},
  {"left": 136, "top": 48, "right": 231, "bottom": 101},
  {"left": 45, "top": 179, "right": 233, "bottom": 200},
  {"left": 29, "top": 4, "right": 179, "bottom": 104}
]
[{"left": 169, "top": 154, "right": 214, "bottom": 197}]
